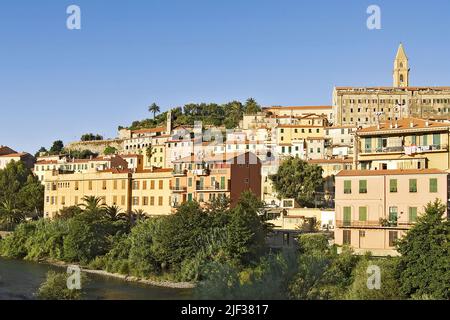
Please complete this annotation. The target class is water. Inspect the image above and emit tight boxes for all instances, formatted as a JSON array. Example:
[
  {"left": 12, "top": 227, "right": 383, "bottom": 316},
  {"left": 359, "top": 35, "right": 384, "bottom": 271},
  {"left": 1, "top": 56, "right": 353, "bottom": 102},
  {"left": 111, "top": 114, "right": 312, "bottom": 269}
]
[{"left": 0, "top": 258, "right": 192, "bottom": 300}]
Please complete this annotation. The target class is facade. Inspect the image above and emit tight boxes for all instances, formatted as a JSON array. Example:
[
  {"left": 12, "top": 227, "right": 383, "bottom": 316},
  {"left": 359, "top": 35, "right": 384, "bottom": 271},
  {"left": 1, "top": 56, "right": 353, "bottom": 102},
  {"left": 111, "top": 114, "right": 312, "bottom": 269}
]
[
  {"left": 0, "top": 146, "right": 34, "bottom": 170},
  {"left": 130, "top": 169, "right": 173, "bottom": 216},
  {"left": 355, "top": 118, "right": 450, "bottom": 171},
  {"left": 333, "top": 44, "right": 450, "bottom": 127},
  {"left": 171, "top": 152, "right": 262, "bottom": 208},
  {"left": 43, "top": 167, "right": 174, "bottom": 219},
  {"left": 263, "top": 106, "right": 333, "bottom": 122},
  {"left": 335, "top": 169, "right": 448, "bottom": 256},
  {"left": 44, "top": 169, "right": 132, "bottom": 219},
  {"left": 34, "top": 155, "right": 129, "bottom": 182}
]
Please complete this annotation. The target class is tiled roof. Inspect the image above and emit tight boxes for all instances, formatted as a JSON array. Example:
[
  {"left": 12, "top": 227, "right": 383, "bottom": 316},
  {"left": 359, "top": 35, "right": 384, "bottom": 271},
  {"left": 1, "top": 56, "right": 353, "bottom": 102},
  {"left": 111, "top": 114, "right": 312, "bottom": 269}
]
[
  {"left": 308, "top": 158, "right": 353, "bottom": 164},
  {"left": 336, "top": 169, "right": 446, "bottom": 177},
  {"left": 357, "top": 118, "right": 450, "bottom": 134},
  {"left": 264, "top": 106, "right": 332, "bottom": 110},
  {"left": 132, "top": 127, "right": 166, "bottom": 134}
]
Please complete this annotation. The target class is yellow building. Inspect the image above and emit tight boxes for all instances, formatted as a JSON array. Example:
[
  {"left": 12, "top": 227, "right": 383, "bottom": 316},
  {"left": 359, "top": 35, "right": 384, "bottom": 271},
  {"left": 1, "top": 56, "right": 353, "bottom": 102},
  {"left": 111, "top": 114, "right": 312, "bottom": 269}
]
[
  {"left": 44, "top": 169, "right": 132, "bottom": 219},
  {"left": 43, "top": 168, "right": 173, "bottom": 219},
  {"left": 276, "top": 124, "right": 325, "bottom": 145},
  {"left": 130, "top": 169, "right": 173, "bottom": 216},
  {"left": 356, "top": 118, "right": 450, "bottom": 171}
]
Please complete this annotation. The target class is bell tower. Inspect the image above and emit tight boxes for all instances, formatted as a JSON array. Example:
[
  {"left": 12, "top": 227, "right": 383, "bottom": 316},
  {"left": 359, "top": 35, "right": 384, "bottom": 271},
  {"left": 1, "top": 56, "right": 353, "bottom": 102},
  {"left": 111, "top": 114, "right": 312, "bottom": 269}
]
[{"left": 393, "top": 43, "right": 409, "bottom": 87}]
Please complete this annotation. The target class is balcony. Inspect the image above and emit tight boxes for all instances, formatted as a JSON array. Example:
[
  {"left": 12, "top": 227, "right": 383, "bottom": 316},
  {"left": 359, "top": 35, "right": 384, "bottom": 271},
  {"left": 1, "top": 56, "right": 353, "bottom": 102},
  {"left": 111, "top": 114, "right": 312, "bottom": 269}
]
[
  {"left": 336, "top": 220, "right": 413, "bottom": 229},
  {"left": 192, "top": 168, "right": 210, "bottom": 176},
  {"left": 172, "top": 169, "right": 187, "bottom": 176},
  {"left": 195, "top": 185, "right": 229, "bottom": 192},
  {"left": 171, "top": 186, "right": 187, "bottom": 193},
  {"left": 360, "top": 144, "right": 448, "bottom": 155}
]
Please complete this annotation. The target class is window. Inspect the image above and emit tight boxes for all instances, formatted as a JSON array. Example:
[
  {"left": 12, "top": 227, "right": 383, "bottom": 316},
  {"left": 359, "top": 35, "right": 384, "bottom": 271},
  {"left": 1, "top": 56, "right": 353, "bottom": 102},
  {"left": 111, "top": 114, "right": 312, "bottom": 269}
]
[
  {"left": 359, "top": 207, "right": 367, "bottom": 221},
  {"left": 389, "top": 231, "right": 398, "bottom": 247},
  {"left": 390, "top": 179, "right": 398, "bottom": 193},
  {"left": 429, "top": 178, "right": 438, "bottom": 193},
  {"left": 113, "top": 180, "right": 117, "bottom": 190},
  {"left": 158, "top": 196, "right": 163, "bottom": 206},
  {"left": 433, "top": 134, "right": 441, "bottom": 146},
  {"left": 142, "top": 181, "right": 147, "bottom": 190},
  {"left": 102, "top": 181, "right": 107, "bottom": 190},
  {"left": 121, "top": 196, "right": 125, "bottom": 206},
  {"left": 359, "top": 230, "right": 366, "bottom": 238},
  {"left": 408, "top": 207, "right": 418, "bottom": 223},
  {"left": 344, "top": 180, "right": 351, "bottom": 194},
  {"left": 150, "top": 180, "right": 155, "bottom": 189},
  {"left": 132, "top": 197, "right": 139, "bottom": 206},
  {"left": 132, "top": 181, "right": 139, "bottom": 190},
  {"left": 409, "top": 179, "right": 417, "bottom": 193},
  {"left": 143, "top": 197, "right": 149, "bottom": 206},
  {"left": 343, "top": 230, "right": 351, "bottom": 245},
  {"left": 389, "top": 207, "right": 398, "bottom": 225},
  {"left": 359, "top": 180, "right": 367, "bottom": 193},
  {"left": 159, "top": 180, "right": 164, "bottom": 190},
  {"left": 122, "top": 180, "right": 126, "bottom": 190},
  {"left": 365, "top": 138, "right": 372, "bottom": 151},
  {"left": 343, "top": 207, "right": 351, "bottom": 226},
  {"left": 220, "top": 177, "right": 226, "bottom": 189}
]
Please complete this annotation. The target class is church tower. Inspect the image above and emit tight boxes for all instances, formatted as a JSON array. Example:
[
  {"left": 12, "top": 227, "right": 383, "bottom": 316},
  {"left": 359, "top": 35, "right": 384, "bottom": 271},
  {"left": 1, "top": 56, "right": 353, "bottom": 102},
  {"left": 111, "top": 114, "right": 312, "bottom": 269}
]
[{"left": 393, "top": 43, "right": 410, "bottom": 87}]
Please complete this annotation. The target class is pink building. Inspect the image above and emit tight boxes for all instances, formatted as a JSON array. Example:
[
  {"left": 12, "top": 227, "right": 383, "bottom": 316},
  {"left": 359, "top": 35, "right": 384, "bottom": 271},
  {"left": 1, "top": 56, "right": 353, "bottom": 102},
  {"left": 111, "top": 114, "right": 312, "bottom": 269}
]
[{"left": 335, "top": 169, "right": 449, "bottom": 256}]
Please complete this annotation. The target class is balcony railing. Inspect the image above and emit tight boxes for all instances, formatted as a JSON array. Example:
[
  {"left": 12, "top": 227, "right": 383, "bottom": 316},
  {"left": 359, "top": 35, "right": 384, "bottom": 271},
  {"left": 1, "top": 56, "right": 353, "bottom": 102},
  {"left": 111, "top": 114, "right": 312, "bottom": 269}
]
[
  {"left": 361, "top": 144, "right": 448, "bottom": 154},
  {"left": 195, "top": 185, "right": 229, "bottom": 192},
  {"left": 172, "top": 169, "right": 187, "bottom": 176},
  {"left": 336, "top": 220, "right": 414, "bottom": 229},
  {"left": 171, "top": 186, "right": 187, "bottom": 192}
]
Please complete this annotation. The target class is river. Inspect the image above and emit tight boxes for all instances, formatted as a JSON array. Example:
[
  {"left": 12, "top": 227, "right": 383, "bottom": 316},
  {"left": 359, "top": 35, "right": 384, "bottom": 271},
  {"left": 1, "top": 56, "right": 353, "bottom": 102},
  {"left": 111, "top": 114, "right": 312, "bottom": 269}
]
[{"left": 0, "top": 258, "right": 193, "bottom": 300}]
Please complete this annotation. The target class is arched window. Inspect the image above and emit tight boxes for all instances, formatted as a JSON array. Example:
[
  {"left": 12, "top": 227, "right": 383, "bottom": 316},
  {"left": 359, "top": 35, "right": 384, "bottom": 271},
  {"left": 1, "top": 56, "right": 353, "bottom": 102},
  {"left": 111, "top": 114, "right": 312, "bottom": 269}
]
[
  {"left": 400, "top": 62, "right": 403, "bottom": 68},
  {"left": 400, "top": 74, "right": 404, "bottom": 82}
]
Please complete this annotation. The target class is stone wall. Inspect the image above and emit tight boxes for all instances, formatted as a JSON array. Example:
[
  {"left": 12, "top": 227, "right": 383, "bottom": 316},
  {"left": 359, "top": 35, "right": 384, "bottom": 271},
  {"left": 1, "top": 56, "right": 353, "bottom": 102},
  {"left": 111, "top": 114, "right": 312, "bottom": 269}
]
[{"left": 65, "top": 139, "right": 124, "bottom": 155}]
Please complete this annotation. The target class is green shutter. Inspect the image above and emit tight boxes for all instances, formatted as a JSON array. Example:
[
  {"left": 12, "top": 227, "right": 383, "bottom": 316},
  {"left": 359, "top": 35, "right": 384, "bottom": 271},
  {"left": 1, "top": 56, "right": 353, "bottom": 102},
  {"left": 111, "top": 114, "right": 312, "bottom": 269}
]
[
  {"left": 359, "top": 207, "right": 367, "bottom": 221},
  {"left": 429, "top": 178, "right": 438, "bottom": 193},
  {"left": 365, "top": 138, "right": 372, "bottom": 151},
  {"left": 409, "top": 179, "right": 417, "bottom": 192},
  {"left": 188, "top": 178, "right": 192, "bottom": 187},
  {"left": 187, "top": 193, "right": 193, "bottom": 202},
  {"left": 220, "top": 176, "right": 226, "bottom": 189},
  {"left": 389, "top": 207, "right": 398, "bottom": 224},
  {"left": 409, "top": 207, "right": 418, "bottom": 223},
  {"left": 344, "top": 180, "right": 352, "bottom": 194},
  {"left": 343, "top": 207, "right": 351, "bottom": 226},
  {"left": 423, "top": 134, "right": 428, "bottom": 146},
  {"left": 377, "top": 137, "right": 382, "bottom": 149},
  {"left": 433, "top": 134, "right": 441, "bottom": 146},
  {"left": 390, "top": 179, "right": 397, "bottom": 192},
  {"left": 359, "top": 180, "right": 367, "bottom": 193}
]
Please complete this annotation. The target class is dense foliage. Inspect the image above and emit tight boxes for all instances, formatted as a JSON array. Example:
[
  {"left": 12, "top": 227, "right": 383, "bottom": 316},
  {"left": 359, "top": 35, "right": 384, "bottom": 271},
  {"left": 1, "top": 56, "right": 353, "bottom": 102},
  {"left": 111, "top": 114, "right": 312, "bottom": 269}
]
[
  {"left": 80, "top": 133, "right": 104, "bottom": 141},
  {"left": 36, "top": 271, "right": 86, "bottom": 300},
  {"left": 124, "top": 98, "right": 261, "bottom": 131},
  {"left": 270, "top": 157, "right": 324, "bottom": 207},
  {"left": 396, "top": 199, "right": 450, "bottom": 299},
  {"left": 0, "top": 161, "right": 44, "bottom": 230}
]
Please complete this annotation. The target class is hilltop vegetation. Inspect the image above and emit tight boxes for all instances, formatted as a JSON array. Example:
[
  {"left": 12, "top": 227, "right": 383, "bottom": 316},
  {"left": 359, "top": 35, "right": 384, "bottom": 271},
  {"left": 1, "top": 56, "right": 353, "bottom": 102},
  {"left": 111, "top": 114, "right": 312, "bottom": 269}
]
[{"left": 121, "top": 98, "right": 261, "bottom": 131}]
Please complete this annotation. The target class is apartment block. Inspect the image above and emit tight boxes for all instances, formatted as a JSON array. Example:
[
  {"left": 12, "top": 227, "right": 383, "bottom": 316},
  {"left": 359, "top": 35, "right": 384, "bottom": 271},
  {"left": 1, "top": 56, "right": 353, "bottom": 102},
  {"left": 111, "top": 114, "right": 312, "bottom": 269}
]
[
  {"left": 171, "top": 152, "right": 261, "bottom": 208},
  {"left": 356, "top": 118, "right": 450, "bottom": 171},
  {"left": 335, "top": 169, "right": 448, "bottom": 256}
]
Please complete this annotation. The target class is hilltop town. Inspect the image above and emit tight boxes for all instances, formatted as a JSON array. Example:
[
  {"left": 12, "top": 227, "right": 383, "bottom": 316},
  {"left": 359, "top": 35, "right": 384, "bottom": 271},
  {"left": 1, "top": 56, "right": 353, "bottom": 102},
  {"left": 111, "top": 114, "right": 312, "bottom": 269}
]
[{"left": 1, "top": 45, "right": 449, "bottom": 259}]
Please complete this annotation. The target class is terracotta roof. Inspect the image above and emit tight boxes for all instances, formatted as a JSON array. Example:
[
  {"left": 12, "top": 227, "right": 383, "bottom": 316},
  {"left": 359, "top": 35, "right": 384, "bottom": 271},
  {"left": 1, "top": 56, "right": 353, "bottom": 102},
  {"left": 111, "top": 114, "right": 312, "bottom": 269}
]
[
  {"left": 264, "top": 106, "right": 332, "bottom": 110},
  {"left": 132, "top": 127, "right": 166, "bottom": 134},
  {"left": 335, "top": 86, "right": 450, "bottom": 91},
  {"left": 135, "top": 168, "right": 173, "bottom": 174},
  {"left": 0, "top": 152, "right": 29, "bottom": 158},
  {"left": 336, "top": 169, "right": 446, "bottom": 177},
  {"left": 308, "top": 158, "right": 353, "bottom": 164},
  {"left": 277, "top": 124, "right": 324, "bottom": 129},
  {"left": 173, "top": 152, "right": 259, "bottom": 164},
  {"left": 357, "top": 118, "right": 450, "bottom": 134}
]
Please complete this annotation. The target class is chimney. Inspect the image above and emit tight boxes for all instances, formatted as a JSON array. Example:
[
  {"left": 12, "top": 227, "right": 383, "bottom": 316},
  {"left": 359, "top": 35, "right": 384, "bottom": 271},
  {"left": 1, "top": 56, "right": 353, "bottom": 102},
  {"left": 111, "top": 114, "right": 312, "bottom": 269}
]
[{"left": 410, "top": 121, "right": 414, "bottom": 128}]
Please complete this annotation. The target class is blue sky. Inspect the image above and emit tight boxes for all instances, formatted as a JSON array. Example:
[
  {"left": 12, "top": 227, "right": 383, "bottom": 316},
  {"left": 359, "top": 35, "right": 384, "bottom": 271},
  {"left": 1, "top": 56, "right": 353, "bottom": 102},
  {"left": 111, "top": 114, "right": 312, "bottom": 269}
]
[{"left": 1, "top": 0, "right": 450, "bottom": 153}]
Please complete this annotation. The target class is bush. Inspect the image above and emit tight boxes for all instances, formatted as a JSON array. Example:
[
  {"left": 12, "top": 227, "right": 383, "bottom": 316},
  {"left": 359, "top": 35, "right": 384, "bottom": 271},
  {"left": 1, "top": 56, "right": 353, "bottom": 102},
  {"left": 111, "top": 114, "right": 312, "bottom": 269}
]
[{"left": 36, "top": 271, "right": 85, "bottom": 300}]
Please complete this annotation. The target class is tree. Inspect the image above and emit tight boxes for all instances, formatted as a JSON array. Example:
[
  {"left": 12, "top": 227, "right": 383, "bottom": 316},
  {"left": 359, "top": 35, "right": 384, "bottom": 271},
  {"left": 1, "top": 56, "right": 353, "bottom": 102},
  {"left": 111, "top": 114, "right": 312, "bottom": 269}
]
[
  {"left": 148, "top": 103, "right": 161, "bottom": 119},
  {"left": 79, "top": 196, "right": 106, "bottom": 215},
  {"left": 345, "top": 258, "right": 404, "bottom": 300},
  {"left": 244, "top": 98, "right": 261, "bottom": 115},
  {"left": 145, "top": 145, "right": 156, "bottom": 168},
  {"left": 36, "top": 271, "right": 84, "bottom": 300},
  {"left": 49, "top": 140, "right": 64, "bottom": 154},
  {"left": 270, "top": 158, "right": 324, "bottom": 208},
  {"left": 81, "top": 133, "right": 103, "bottom": 141},
  {"left": 396, "top": 200, "right": 450, "bottom": 300},
  {"left": 0, "top": 200, "right": 24, "bottom": 230},
  {"left": 35, "top": 147, "right": 48, "bottom": 158},
  {"left": 103, "top": 146, "right": 117, "bottom": 155},
  {"left": 17, "top": 175, "right": 44, "bottom": 218}
]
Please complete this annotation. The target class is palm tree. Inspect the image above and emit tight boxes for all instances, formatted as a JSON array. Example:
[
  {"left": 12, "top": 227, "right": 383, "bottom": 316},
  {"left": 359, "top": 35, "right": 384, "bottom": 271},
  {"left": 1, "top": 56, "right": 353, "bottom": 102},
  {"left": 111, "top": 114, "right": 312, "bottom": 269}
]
[
  {"left": 130, "top": 209, "right": 148, "bottom": 226},
  {"left": 79, "top": 196, "right": 106, "bottom": 215},
  {"left": 104, "top": 205, "right": 124, "bottom": 221},
  {"left": 0, "top": 200, "right": 25, "bottom": 230},
  {"left": 148, "top": 103, "right": 161, "bottom": 119}
]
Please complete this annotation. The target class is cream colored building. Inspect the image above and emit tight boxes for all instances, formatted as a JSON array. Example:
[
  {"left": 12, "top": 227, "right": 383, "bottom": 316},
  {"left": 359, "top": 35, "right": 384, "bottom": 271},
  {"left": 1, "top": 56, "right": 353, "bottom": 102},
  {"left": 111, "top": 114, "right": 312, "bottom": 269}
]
[
  {"left": 43, "top": 168, "right": 173, "bottom": 219},
  {"left": 333, "top": 44, "right": 450, "bottom": 127},
  {"left": 0, "top": 145, "right": 34, "bottom": 170},
  {"left": 355, "top": 118, "right": 450, "bottom": 171},
  {"left": 130, "top": 169, "right": 173, "bottom": 216},
  {"left": 335, "top": 169, "right": 448, "bottom": 256}
]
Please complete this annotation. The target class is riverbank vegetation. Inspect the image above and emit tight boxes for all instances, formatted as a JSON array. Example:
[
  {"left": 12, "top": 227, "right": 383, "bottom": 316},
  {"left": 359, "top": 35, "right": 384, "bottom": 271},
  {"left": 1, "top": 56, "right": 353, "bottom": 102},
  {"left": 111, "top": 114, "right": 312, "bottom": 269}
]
[{"left": 0, "top": 193, "right": 448, "bottom": 299}]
